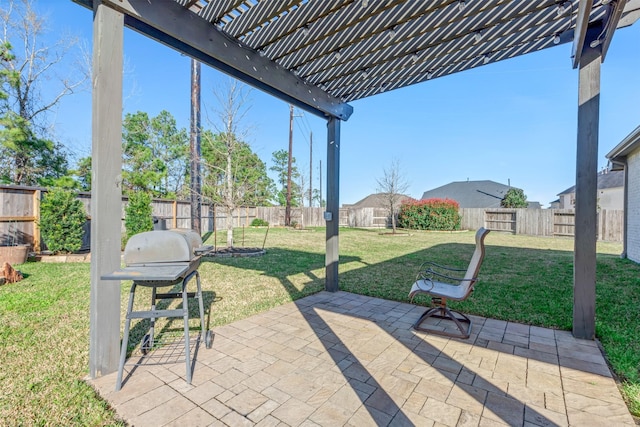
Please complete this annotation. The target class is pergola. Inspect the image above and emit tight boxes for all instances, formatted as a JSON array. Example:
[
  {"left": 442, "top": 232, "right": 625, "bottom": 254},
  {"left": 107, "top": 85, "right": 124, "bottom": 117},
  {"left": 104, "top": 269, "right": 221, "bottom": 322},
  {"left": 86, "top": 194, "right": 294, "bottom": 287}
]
[{"left": 72, "top": 0, "right": 640, "bottom": 378}]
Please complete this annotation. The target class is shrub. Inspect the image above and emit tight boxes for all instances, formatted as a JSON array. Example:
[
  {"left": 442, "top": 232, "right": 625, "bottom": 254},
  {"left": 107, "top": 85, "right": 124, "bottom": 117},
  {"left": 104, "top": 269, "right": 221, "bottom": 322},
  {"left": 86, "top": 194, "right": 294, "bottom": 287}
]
[
  {"left": 251, "top": 218, "right": 269, "bottom": 227},
  {"left": 39, "top": 188, "right": 87, "bottom": 254},
  {"left": 124, "top": 191, "right": 153, "bottom": 242},
  {"left": 397, "top": 198, "right": 461, "bottom": 230},
  {"left": 501, "top": 188, "right": 528, "bottom": 208}
]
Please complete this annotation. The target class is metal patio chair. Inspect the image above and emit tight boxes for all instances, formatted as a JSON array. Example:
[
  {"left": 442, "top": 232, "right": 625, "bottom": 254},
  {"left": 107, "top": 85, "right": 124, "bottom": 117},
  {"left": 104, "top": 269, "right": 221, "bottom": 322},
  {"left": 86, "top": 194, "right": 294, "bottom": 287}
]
[{"left": 409, "top": 227, "right": 490, "bottom": 339}]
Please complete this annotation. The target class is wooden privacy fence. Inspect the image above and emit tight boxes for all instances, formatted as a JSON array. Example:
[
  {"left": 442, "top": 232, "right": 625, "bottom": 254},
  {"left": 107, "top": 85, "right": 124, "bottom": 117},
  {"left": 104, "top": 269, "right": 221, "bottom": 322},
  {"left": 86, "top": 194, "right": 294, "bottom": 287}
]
[
  {"left": 0, "top": 185, "right": 41, "bottom": 249},
  {"left": 0, "top": 185, "right": 625, "bottom": 252},
  {"left": 460, "top": 208, "right": 624, "bottom": 241}
]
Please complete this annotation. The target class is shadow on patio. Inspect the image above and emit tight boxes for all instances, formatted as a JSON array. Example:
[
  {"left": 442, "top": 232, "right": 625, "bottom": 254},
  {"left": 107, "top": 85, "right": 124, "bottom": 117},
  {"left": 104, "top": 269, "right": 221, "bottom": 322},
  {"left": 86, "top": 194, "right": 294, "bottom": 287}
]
[{"left": 88, "top": 244, "right": 635, "bottom": 426}]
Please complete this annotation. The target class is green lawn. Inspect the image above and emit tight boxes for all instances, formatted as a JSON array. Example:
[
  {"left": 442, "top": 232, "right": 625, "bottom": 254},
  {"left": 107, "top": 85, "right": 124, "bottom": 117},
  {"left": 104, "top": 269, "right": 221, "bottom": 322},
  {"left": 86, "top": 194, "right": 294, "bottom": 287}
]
[{"left": 0, "top": 227, "right": 638, "bottom": 425}]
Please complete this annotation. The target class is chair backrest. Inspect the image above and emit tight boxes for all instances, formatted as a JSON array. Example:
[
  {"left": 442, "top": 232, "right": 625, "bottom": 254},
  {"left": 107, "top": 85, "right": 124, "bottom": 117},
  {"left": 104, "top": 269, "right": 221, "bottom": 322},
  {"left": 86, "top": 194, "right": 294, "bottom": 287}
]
[{"left": 459, "top": 227, "right": 490, "bottom": 293}]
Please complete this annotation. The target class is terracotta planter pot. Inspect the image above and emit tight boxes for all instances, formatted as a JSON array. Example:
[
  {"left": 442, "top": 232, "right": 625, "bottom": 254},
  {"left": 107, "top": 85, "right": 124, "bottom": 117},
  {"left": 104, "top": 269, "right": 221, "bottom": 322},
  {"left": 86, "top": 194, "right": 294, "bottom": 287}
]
[{"left": 0, "top": 245, "right": 29, "bottom": 265}]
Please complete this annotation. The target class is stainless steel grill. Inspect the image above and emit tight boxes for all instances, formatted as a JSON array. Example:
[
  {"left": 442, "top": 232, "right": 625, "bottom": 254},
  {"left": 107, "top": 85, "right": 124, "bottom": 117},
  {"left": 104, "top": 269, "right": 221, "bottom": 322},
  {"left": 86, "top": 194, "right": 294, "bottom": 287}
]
[{"left": 102, "top": 229, "right": 213, "bottom": 391}]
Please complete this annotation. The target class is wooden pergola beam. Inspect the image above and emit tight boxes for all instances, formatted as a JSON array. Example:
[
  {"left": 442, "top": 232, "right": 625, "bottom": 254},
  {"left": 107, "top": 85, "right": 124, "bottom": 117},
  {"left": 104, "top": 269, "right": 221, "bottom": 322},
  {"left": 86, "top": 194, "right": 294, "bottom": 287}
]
[
  {"left": 73, "top": 0, "right": 353, "bottom": 121},
  {"left": 571, "top": 0, "right": 593, "bottom": 69},
  {"left": 600, "top": 0, "right": 628, "bottom": 61},
  {"left": 573, "top": 0, "right": 628, "bottom": 69}
]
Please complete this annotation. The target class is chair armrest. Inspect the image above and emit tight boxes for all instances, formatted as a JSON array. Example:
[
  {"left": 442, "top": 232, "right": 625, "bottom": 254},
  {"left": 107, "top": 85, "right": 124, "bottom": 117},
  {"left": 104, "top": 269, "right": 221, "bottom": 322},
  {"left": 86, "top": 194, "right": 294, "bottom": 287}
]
[
  {"left": 418, "top": 261, "right": 467, "bottom": 273},
  {"left": 416, "top": 261, "right": 475, "bottom": 284},
  {"left": 418, "top": 268, "right": 475, "bottom": 283}
]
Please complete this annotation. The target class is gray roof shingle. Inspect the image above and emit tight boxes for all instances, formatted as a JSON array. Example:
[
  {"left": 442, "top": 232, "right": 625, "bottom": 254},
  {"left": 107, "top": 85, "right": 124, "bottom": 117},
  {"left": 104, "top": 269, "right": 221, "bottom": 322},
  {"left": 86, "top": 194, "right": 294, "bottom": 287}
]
[
  {"left": 420, "top": 180, "right": 519, "bottom": 208},
  {"left": 344, "top": 193, "right": 413, "bottom": 209},
  {"left": 557, "top": 170, "right": 624, "bottom": 196}
]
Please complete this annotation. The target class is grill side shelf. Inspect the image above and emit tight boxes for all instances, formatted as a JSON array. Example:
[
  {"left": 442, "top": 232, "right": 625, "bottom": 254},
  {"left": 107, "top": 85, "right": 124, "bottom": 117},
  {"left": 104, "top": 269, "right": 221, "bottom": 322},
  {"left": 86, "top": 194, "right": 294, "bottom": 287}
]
[{"left": 101, "top": 265, "right": 190, "bottom": 282}]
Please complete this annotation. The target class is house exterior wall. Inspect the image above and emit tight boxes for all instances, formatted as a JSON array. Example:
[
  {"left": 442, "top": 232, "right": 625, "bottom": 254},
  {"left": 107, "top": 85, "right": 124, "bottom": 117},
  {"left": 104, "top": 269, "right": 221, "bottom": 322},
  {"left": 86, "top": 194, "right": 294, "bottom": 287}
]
[
  {"left": 597, "top": 187, "right": 624, "bottom": 210},
  {"left": 559, "top": 193, "right": 574, "bottom": 209},
  {"left": 627, "top": 148, "right": 640, "bottom": 263},
  {"left": 558, "top": 187, "right": 623, "bottom": 210}
]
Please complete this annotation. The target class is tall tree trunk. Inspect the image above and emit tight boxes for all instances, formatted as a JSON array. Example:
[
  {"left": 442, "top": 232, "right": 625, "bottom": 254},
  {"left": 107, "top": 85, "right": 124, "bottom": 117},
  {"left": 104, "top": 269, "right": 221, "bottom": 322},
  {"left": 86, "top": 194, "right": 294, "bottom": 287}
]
[
  {"left": 15, "top": 151, "right": 28, "bottom": 184},
  {"left": 391, "top": 201, "right": 397, "bottom": 233},
  {"left": 226, "top": 206, "right": 234, "bottom": 247},
  {"left": 226, "top": 145, "right": 234, "bottom": 247}
]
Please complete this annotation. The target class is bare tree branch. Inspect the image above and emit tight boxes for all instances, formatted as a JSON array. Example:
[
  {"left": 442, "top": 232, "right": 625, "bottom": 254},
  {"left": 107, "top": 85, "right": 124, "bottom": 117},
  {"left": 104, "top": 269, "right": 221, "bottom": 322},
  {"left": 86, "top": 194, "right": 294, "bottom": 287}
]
[
  {"left": 376, "top": 158, "right": 410, "bottom": 233},
  {"left": 204, "top": 79, "right": 253, "bottom": 247},
  {"left": 0, "top": 0, "right": 87, "bottom": 133}
]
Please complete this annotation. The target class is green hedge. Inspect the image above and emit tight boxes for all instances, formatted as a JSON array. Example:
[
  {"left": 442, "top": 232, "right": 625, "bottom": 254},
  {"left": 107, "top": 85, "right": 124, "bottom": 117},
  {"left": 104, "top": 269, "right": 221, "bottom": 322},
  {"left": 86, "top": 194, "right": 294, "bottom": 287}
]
[
  {"left": 397, "top": 198, "right": 461, "bottom": 230},
  {"left": 124, "top": 191, "right": 153, "bottom": 243},
  {"left": 250, "top": 218, "right": 269, "bottom": 226},
  {"left": 39, "top": 188, "right": 87, "bottom": 254}
]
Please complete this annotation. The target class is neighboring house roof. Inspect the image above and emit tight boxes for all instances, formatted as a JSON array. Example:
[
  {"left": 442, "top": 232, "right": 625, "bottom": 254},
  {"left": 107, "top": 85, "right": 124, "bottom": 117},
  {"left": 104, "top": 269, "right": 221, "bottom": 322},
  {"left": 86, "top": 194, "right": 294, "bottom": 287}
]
[
  {"left": 344, "top": 193, "right": 413, "bottom": 209},
  {"left": 557, "top": 169, "right": 624, "bottom": 196},
  {"left": 527, "top": 201, "right": 542, "bottom": 209},
  {"left": 606, "top": 125, "right": 640, "bottom": 169},
  {"left": 420, "top": 180, "right": 520, "bottom": 209}
]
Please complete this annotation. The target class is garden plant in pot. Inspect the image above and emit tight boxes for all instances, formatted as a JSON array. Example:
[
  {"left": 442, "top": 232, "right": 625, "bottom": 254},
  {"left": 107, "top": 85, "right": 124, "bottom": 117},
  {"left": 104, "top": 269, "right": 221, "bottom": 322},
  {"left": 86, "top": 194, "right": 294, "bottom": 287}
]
[
  {"left": 0, "top": 223, "right": 30, "bottom": 266},
  {"left": 0, "top": 223, "right": 29, "bottom": 285}
]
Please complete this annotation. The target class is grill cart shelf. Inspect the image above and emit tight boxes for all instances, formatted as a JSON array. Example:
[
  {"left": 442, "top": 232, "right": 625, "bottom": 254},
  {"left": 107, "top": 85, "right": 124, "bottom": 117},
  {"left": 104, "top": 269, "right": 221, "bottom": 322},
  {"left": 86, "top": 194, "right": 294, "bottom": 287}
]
[{"left": 102, "top": 229, "right": 213, "bottom": 391}]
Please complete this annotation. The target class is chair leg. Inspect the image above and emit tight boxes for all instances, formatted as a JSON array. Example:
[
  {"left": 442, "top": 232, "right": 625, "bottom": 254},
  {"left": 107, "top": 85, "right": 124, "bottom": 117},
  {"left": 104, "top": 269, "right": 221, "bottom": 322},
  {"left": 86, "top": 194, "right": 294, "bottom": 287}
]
[{"left": 412, "top": 300, "right": 472, "bottom": 339}]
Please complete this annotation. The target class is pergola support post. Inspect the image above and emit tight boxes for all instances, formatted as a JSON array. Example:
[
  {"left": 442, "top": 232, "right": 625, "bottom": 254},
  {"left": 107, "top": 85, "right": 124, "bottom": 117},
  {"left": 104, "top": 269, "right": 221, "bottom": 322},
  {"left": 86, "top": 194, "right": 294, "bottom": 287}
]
[
  {"left": 325, "top": 117, "right": 340, "bottom": 292},
  {"left": 573, "top": 37, "right": 602, "bottom": 340},
  {"left": 89, "top": 1, "right": 124, "bottom": 378}
]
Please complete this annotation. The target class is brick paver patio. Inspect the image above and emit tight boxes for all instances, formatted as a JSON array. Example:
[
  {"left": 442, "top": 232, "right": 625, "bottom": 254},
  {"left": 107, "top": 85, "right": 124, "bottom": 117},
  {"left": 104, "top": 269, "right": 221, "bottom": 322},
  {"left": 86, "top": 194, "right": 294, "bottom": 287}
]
[{"left": 88, "top": 291, "right": 635, "bottom": 426}]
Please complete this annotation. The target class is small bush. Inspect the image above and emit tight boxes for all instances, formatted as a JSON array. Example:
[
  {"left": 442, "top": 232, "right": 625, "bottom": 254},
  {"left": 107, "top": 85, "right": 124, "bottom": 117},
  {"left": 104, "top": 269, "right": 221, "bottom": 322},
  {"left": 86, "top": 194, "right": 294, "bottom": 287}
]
[
  {"left": 501, "top": 188, "right": 528, "bottom": 208},
  {"left": 397, "top": 198, "right": 461, "bottom": 230},
  {"left": 124, "top": 191, "right": 153, "bottom": 242},
  {"left": 39, "top": 188, "right": 87, "bottom": 254},
  {"left": 251, "top": 218, "right": 269, "bottom": 227}
]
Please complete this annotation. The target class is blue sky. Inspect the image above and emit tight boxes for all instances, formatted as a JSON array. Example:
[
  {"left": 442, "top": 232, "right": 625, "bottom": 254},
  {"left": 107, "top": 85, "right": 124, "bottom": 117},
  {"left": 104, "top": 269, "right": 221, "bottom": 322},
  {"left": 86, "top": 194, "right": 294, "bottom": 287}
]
[{"left": 42, "top": 2, "right": 640, "bottom": 207}]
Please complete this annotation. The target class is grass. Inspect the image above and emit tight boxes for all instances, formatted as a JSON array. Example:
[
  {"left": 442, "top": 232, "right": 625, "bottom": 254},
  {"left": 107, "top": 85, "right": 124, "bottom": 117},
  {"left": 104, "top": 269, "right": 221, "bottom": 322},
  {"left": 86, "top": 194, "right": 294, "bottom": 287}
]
[{"left": 0, "top": 227, "right": 639, "bottom": 425}]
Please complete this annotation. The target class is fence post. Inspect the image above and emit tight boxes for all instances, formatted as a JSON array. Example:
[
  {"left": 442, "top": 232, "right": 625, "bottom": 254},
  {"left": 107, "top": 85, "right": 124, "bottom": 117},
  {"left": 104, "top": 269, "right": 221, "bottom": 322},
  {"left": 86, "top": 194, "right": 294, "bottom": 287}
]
[
  {"left": 33, "top": 189, "right": 41, "bottom": 252},
  {"left": 172, "top": 200, "right": 178, "bottom": 228}
]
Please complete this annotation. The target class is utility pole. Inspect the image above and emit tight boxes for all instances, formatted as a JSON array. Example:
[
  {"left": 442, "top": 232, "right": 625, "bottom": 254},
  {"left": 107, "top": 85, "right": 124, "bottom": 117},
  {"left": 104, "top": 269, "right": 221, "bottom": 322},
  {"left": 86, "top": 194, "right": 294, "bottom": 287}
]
[
  {"left": 286, "top": 104, "right": 293, "bottom": 226},
  {"left": 309, "top": 131, "right": 313, "bottom": 207},
  {"left": 190, "top": 59, "right": 202, "bottom": 233},
  {"left": 319, "top": 159, "right": 322, "bottom": 208}
]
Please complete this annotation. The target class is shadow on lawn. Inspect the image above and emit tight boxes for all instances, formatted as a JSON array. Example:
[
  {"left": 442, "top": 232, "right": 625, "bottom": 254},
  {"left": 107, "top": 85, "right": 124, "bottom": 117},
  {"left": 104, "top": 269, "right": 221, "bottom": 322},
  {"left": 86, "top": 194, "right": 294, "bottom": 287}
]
[
  {"left": 201, "top": 240, "right": 595, "bottom": 425},
  {"left": 123, "top": 288, "right": 219, "bottom": 358}
]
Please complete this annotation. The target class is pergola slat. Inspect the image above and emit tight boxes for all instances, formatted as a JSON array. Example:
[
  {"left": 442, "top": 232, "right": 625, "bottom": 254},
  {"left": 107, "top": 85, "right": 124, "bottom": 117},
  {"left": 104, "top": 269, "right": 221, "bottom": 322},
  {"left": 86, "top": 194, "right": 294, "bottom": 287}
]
[
  {"left": 198, "top": 0, "right": 245, "bottom": 24},
  {"left": 242, "top": 1, "right": 344, "bottom": 50},
  {"left": 223, "top": 0, "right": 299, "bottom": 39},
  {"left": 271, "top": 1, "right": 449, "bottom": 69},
  {"left": 307, "top": 1, "right": 568, "bottom": 94},
  {"left": 139, "top": 0, "right": 631, "bottom": 106},
  {"left": 330, "top": 18, "right": 572, "bottom": 100}
]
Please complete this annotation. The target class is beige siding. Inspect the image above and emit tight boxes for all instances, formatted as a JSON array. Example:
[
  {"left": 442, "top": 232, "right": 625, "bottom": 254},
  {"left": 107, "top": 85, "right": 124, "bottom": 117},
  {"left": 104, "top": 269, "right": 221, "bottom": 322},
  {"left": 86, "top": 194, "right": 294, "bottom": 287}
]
[
  {"left": 627, "top": 148, "right": 640, "bottom": 262},
  {"left": 598, "top": 187, "right": 624, "bottom": 210}
]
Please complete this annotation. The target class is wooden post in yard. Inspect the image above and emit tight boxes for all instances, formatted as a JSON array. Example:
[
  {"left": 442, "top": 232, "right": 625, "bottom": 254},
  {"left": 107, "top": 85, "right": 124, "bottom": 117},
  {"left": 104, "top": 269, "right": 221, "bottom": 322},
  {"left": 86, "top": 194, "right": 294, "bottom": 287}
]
[
  {"left": 325, "top": 117, "right": 340, "bottom": 292},
  {"left": 89, "top": 1, "right": 124, "bottom": 378},
  {"left": 573, "top": 31, "right": 601, "bottom": 340},
  {"left": 33, "top": 189, "right": 41, "bottom": 253}
]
